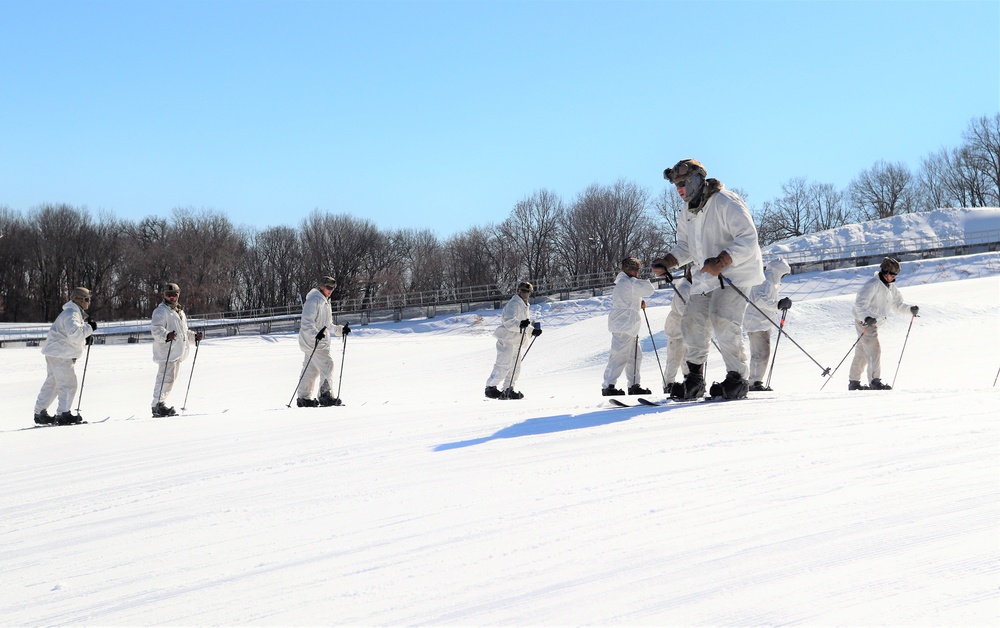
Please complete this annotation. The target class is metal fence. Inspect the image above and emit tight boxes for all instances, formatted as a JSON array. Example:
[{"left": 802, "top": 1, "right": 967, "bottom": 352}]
[{"left": 3, "top": 229, "right": 999, "bottom": 348}]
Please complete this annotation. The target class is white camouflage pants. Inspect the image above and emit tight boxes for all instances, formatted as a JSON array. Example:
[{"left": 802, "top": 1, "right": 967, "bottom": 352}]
[
  {"left": 35, "top": 356, "right": 78, "bottom": 415},
  {"left": 297, "top": 348, "right": 335, "bottom": 399},
  {"left": 747, "top": 330, "right": 772, "bottom": 384},
  {"left": 663, "top": 311, "right": 688, "bottom": 385},
  {"left": 683, "top": 287, "right": 749, "bottom": 378},
  {"left": 603, "top": 332, "right": 642, "bottom": 388},
  {"left": 486, "top": 331, "right": 526, "bottom": 390},
  {"left": 152, "top": 361, "right": 182, "bottom": 407},
  {"left": 849, "top": 320, "right": 882, "bottom": 383}
]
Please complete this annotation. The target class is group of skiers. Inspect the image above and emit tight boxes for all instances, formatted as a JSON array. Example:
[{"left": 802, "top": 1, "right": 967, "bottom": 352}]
[
  {"left": 483, "top": 158, "right": 918, "bottom": 401},
  {"left": 28, "top": 158, "right": 919, "bottom": 424}
]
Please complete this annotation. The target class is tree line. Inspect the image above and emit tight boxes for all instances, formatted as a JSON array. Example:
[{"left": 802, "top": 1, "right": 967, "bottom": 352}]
[{"left": 1, "top": 114, "right": 996, "bottom": 323}]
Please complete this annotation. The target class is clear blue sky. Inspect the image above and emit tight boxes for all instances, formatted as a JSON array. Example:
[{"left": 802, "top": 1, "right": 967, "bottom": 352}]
[{"left": 1, "top": 0, "right": 997, "bottom": 237}]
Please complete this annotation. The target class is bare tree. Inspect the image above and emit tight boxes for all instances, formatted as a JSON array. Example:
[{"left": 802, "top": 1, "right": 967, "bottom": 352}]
[
  {"left": 962, "top": 113, "right": 1000, "bottom": 206},
  {"left": 403, "top": 228, "right": 445, "bottom": 294},
  {"left": 0, "top": 207, "right": 32, "bottom": 321},
  {"left": 850, "top": 160, "right": 916, "bottom": 220},
  {"left": 651, "top": 186, "right": 684, "bottom": 248},
  {"left": 498, "top": 188, "right": 563, "bottom": 282}
]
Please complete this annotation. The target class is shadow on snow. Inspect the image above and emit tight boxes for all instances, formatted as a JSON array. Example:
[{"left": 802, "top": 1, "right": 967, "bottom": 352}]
[{"left": 434, "top": 404, "right": 664, "bottom": 451}]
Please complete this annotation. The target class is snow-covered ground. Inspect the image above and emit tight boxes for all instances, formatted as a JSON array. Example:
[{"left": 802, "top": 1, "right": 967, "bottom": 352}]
[{"left": 2, "top": 212, "right": 999, "bottom": 625}]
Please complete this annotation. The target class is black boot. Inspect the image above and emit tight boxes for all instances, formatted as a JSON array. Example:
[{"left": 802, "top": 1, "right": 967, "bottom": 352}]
[
  {"left": 152, "top": 402, "right": 177, "bottom": 417},
  {"left": 673, "top": 362, "right": 705, "bottom": 400},
  {"left": 749, "top": 381, "right": 771, "bottom": 392},
  {"left": 55, "top": 411, "right": 82, "bottom": 425},
  {"left": 296, "top": 397, "right": 319, "bottom": 407},
  {"left": 602, "top": 385, "right": 625, "bottom": 396},
  {"left": 34, "top": 410, "right": 53, "bottom": 425},
  {"left": 502, "top": 387, "right": 524, "bottom": 400},
  {"left": 870, "top": 378, "right": 892, "bottom": 390},
  {"left": 627, "top": 384, "right": 651, "bottom": 395},
  {"left": 318, "top": 391, "right": 341, "bottom": 406},
  {"left": 484, "top": 385, "right": 503, "bottom": 399},
  {"left": 848, "top": 380, "right": 867, "bottom": 391},
  {"left": 720, "top": 371, "right": 749, "bottom": 400}
]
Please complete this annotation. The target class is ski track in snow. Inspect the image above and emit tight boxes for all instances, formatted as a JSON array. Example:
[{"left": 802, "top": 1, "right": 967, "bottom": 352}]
[{"left": 2, "top": 231, "right": 999, "bottom": 623}]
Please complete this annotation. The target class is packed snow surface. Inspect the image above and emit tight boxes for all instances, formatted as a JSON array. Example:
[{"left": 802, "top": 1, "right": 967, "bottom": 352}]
[{"left": 2, "top": 212, "right": 999, "bottom": 625}]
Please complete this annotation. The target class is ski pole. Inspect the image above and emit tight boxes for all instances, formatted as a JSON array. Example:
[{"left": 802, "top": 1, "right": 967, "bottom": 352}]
[
  {"left": 156, "top": 337, "right": 174, "bottom": 407},
  {"left": 641, "top": 301, "right": 667, "bottom": 390},
  {"left": 763, "top": 308, "right": 788, "bottom": 390},
  {"left": 661, "top": 267, "right": 722, "bottom": 355},
  {"left": 181, "top": 336, "right": 201, "bottom": 411},
  {"left": 287, "top": 327, "right": 324, "bottom": 407},
  {"left": 504, "top": 326, "right": 527, "bottom": 398},
  {"left": 520, "top": 322, "right": 541, "bottom": 364},
  {"left": 891, "top": 314, "right": 917, "bottom": 389},
  {"left": 75, "top": 339, "right": 93, "bottom": 413},
  {"left": 333, "top": 328, "right": 348, "bottom": 405},
  {"left": 721, "top": 274, "right": 831, "bottom": 378},
  {"left": 994, "top": 365, "right": 999, "bottom": 387},
  {"left": 820, "top": 326, "right": 867, "bottom": 391}
]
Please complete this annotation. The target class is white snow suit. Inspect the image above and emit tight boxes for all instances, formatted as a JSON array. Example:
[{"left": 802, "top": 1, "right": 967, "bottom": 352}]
[
  {"left": 150, "top": 301, "right": 196, "bottom": 407},
  {"left": 603, "top": 271, "right": 655, "bottom": 389},
  {"left": 663, "top": 277, "right": 691, "bottom": 386},
  {"left": 849, "top": 272, "right": 913, "bottom": 384},
  {"left": 668, "top": 184, "right": 764, "bottom": 378},
  {"left": 486, "top": 293, "right": 532, "bottom": 391},
  {"left": 296, "top": 288, "right": 345, "bottom": 400},
  {"left": 744, "top": 259, "right": 791, "bottom": 384},
  {"left": 35, "top": 300, "right": 93, "bottom": 415}
]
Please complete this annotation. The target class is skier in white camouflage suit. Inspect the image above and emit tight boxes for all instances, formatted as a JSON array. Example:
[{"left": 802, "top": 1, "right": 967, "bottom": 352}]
[
  {"left": 744, "top": 258, "right": 791, "bottom": 391},
  {"left": 849, "top": 257, "right": 918, "bottom": 391},
  {"left": 33, "top": 286, "right": 95, "bottom": 425},
  {"left": 296, "top": 276, "right": 350, "bottom": 407},
  {"left": 485, "top": 281, "right": 540, "bottom": 400},
  {"left": 150, "top": 282, "right": 203, "bottom": 417},
  {"left": 653, "top": 158, "right": 765, "bottom": 401},
  {"left": 602, "top": 257, "right": 655, "bottom": 396}
]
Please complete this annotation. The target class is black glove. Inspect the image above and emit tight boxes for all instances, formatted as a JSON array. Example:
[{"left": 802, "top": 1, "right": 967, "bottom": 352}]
[
  {"left": 863, "top": 316, "right": 877, "bottom": 327},
  {"left": 519, "top": 319, "right": 530, "bottom": 330},
  {"left": 195, "top": 331, "right": 204, "bottom": 342},
  {"left": 342, "top": 322, "right": 351, "bottom": 335},
  {"left": 910, "top": 305, "right": 919, "bottom": 316},
  {"left": 315, "top": 326, "right": 326, "bottom": 341},
  {"left": 166, "top": 331, "right": 177, "bottom": 342},
  {"left": 777, "top": 297, "right": 792, "bottom": 310},
  {"left": 87, "top": 318, "right": 98, "bottom": 330},
  {"left": 85, "top": 336, "right": 94, "bottom": 345},
  {"left": 531, "top": 326, "right": 542, "bottom": 337}
]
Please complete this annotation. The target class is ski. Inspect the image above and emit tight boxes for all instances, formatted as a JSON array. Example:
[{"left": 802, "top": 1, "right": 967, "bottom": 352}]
[
  {"left": 607, "top": 398, "right": 631, "bottom": 408},
  {"left": 637, "top": 398, "right": 662, "bottom": 406}
]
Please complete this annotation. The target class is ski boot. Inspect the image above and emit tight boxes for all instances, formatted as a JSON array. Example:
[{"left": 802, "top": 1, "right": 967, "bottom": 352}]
[
  {"left": 152, "top": 402, "right": 177, "bottom": 417},
  {"left": 484, "top": 385, "right": 503, "bottom": 399},
  {"left": 718, "top": 371, "right": 749, "bottom": 400},
  {"left": 318, "top": 391, "right": 342, "bottom": 406},
  {"left": 749, "top": 381, "right": 772, "bottom": 392},
  {"left": 55, "top": 411, "right": 83, "bottom": 425},
  {"left": 296, "top": 397, "right": 319, "bottom": 407},
  {"left": 502, "top": 387, "right": 524, "bottom": 400},
  {"left": 34, "top": 409, "right": 53, "bottom": 425},
  {"left": 627, "top": 384, "right": 651, "bottom": 395},
  {"left": 869, "top": 378, "right": 892, "bottom": 390},
  {"left": 848, "top": 380, "right": 868, "bottom": 391},
  {"left": 602, "top": 385, "right": 625, "bottom": 396},
  {"left": 671, "top": 362, "right": 705, "bottom": 400}
]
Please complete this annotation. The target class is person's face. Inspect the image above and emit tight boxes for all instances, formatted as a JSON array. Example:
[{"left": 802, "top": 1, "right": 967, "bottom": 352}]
[
  {"left": 320, "top": 284, "right": 336, "bottom": 297},
  {"left": 675, "top": 179, "right": 687, "bottom": 201},
  {"left": 884, "top": 272, "right": 897, "bottom": 283},
  {"left": 77, "top": 296, "right": 91, "bottom": 311},
  {"left": 164, "top": 291, "right": 180, "bottom": 303}
]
